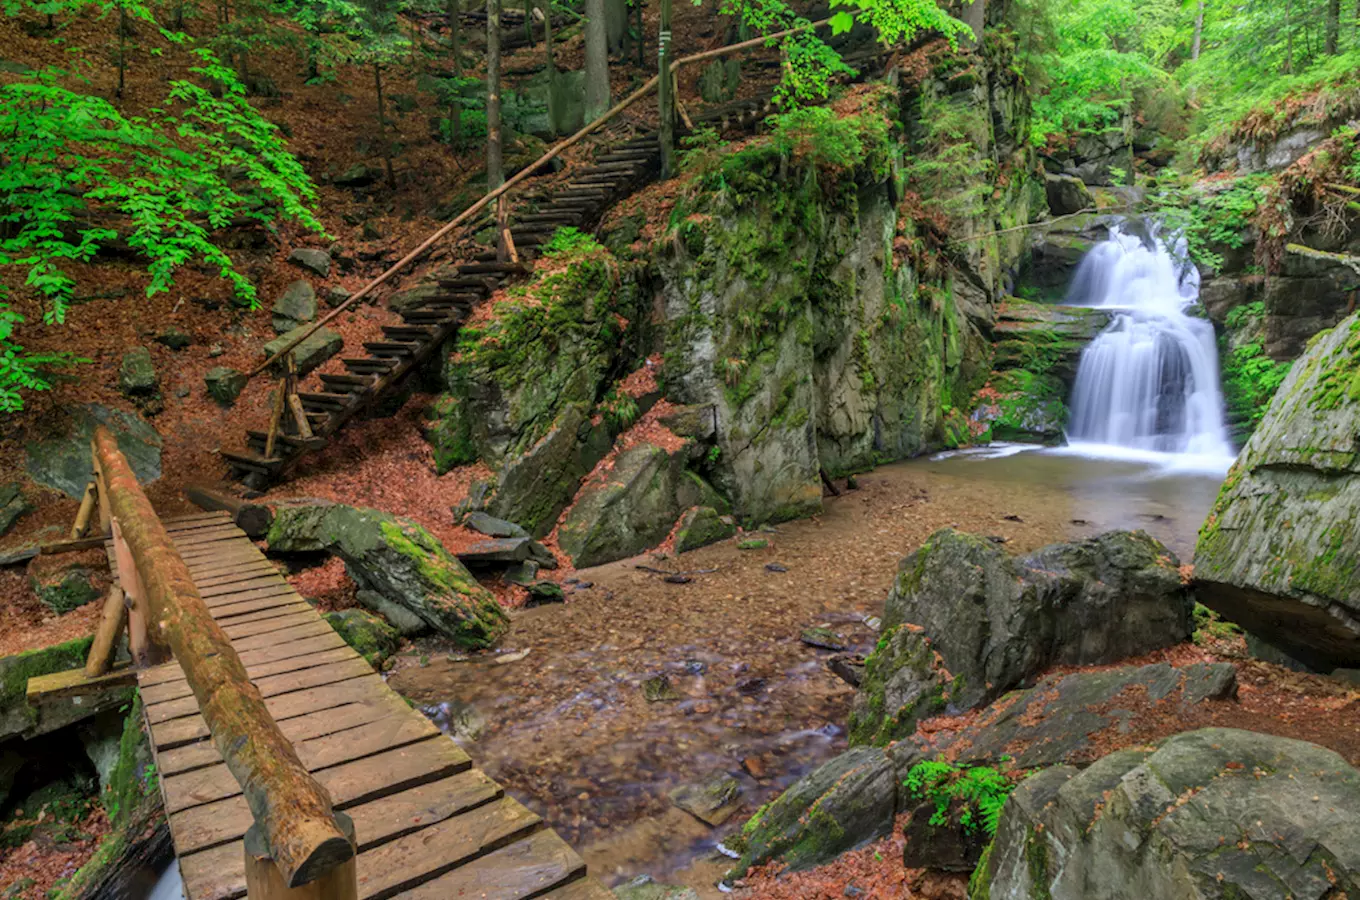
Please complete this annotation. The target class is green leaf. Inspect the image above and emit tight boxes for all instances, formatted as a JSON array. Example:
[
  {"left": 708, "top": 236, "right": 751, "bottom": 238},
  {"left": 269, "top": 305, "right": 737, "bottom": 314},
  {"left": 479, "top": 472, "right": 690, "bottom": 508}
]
[{"left": 829, "top": 10, "right": 854, "bottom": 34}]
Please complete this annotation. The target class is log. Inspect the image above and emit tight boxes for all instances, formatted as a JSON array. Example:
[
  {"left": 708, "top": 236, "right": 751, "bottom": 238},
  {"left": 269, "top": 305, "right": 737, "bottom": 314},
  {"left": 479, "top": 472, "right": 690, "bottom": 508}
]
[
  {"left": 245, "top": 812, "right": 357, "bottom": 900},
  {"left": 39, "top": 535, "right": 109, "bottom": 555},
  {"left": 72, "top": 480, "right": 97, "bottom": 539},
  {"left": 93, "top": 426, "right": 354, "bottom": 888},
  {"left": 85, "top": 585, "right": 128, "bottom": 678},
  {"left": 183, "top": 486, "right": 275, "bottom": 538}
]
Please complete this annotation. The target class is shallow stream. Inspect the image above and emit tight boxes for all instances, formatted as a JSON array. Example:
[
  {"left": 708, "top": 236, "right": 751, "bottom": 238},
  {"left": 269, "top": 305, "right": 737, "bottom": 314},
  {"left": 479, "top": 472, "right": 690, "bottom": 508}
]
[{"left": 387, "top": 446, "right": 1227, "bottom": 896}]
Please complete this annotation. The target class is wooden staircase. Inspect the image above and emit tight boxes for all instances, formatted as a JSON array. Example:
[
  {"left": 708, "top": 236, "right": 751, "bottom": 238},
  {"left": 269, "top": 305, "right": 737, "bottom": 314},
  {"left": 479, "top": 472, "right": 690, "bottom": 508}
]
[{"left": 221, "top": 93, "right": 790, "bottom": 486}]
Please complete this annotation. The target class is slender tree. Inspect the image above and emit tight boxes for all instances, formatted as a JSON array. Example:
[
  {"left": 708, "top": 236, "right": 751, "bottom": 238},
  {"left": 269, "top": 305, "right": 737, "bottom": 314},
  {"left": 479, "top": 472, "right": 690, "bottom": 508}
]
[
  {"left": 447, "top": 0, "right": 463, "bottom": 146},
  {"left": 1191, "top": 0, "right": 1204, "bottom": 59},
  {"left": 658, "top": 0, "right": 673, "bottom": 175},
  {"left": 961, "top": 0, "right": 984, "bottom": 49},
  {"left": 1326, "top": 0, "right": 1341, "bottom": 53},
  {"left": 486, "top": 0, "right": 505, "bottom": 257},
  {"left": 584, "top": 0, "right": 609, "bottom": 122}
]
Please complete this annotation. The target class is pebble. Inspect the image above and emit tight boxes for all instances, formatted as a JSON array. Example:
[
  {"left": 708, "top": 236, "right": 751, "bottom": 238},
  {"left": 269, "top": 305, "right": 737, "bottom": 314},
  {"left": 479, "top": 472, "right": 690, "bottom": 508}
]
[{"left": 765, "top": 563, "right": 789, "bottom": 573}]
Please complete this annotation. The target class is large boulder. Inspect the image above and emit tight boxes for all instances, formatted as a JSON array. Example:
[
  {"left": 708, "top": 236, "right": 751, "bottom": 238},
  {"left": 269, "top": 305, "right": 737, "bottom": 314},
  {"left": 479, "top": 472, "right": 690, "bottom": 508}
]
[
  {"left": 847, "top": 625, "right": 957, "bottom": 747},
  {"left": 674, "top": 506, "right": 737, "bottom": 553},
  {"left": 26, "top": 404, "right": 162, "bottom": 498},
  {"left": 731, "top": 745, "right": 898, "bottom": 878},
  {"left": 557, "top": 441, "right": 723, "bottom": 567},
  {"left": 881, "top": 529, "right": 1193, "bottom": 711},
  {"left": 1044, "top": 173, "right": 1093, "bottom": 216},
  {"left": 973, "top": 728, "right": 1360, "bottom": 900},
  {"left": 267, "top": 503, "right": 509, "bottom": 648},
  {"left": 324, "top": 609, "right": 399, "bottom": 668},
  {"left": 1194, "top": 311, "right": 1360, "bottom": 671}
]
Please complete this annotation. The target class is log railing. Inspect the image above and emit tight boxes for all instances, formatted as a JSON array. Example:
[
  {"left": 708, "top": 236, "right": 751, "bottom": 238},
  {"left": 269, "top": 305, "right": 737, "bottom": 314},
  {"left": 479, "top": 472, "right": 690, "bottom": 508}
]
[{"left": 88, "top": 426, "right": 357, "bottom": 896}]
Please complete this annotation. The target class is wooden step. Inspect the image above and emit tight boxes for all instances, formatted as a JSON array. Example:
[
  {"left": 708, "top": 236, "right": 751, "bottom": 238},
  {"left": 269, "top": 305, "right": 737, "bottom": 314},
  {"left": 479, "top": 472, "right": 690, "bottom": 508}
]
[
  {"left": 318, "top": 373, "right": 375, "bottom": 393},
  {"left": 221, "top": 450, "right": 283, "bottom": 474},
  {"left": 381, "top": 324, "right": 436, "bottom": 341},
  {"left": 596, "top": 150, "right": 656, "bottom": 162},
  {"left": 246, "top": 431, "right": 327, "bottom": 453},
  {"left": 437, "top": 275, "right": 499, "bottom": 291},
  {"left": 570, "top": 175, "right": 629, "bottom": 187},
  {"left": 515, "top": 213, "right": 584, "bottom": 224},
  {"left": 577, "top": 161, "right": 645, "bottom": 175},
  {"left": 342, "top": 357, "right": 399, "bottom": 374},
  {"left": 297, "top": 391, "right": 355, "bottom": 411},
  {"left": 455, "top": 261, "right": 531, "bottom": 276},
  {"left": 401, "top": 310, "right": 458, "bottom": 326},
  {"left": 559, "top": 187, "right": 610, "bottom": 196},
  {"left": 363, "top": 341, "right": 422, "bottom": 357}
]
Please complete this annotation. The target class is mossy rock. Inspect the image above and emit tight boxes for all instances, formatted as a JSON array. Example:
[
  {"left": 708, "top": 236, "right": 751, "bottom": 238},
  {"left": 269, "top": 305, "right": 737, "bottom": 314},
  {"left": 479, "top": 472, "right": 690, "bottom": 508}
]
[
  {"left": 674, "top": 506, "right": 737, "bottom": 553},
  {"left": 847, "top": 625, "right": 955, "bottom": 746},
  {"left": 27, "top": 553, "right": 106, "bottom": 615},
  {"left": 0, "top": 636, "right": 108, "bottom": 741},
  {"left": 267, "top": 503, "right": 508, "bottom": 649},
  {"left": 324, "top": 609, "right": 400, "bottom": 668},
  {"left": 25, "top": 404, "right": 161, "bottom": 499},
  {"left": 557, "top": 442, "right": 691, "bottom": 568},
  {"left": 205, "top": 366, "right": 248, "bottom": 406},
  {"left": 262, "top": 325, "right": 343, "bottom": 376},
  {"left": 117, "top": 348, "right": 158, "bottom": 397},
  {"left": 969, "top": 369, "right": 1068, "bottom": 444}
]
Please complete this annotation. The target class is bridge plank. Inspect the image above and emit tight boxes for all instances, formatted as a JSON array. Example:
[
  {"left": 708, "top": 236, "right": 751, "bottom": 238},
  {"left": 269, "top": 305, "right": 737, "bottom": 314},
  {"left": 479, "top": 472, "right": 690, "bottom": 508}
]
[
  {"left": 163, "top": 713, "right": 441, "bottom": 813},
  {"left": 141, "top": 643, "right": 357, "bottom": 707},
  {"left": 192, "top": 566, "right": 285, "bottom": 589},
  {"left": 197, "top": 574, "right": 288, "bottom": 598},
  {"left": 210, "top": 592, "right": 307, "bottom": 619},
  {"left": 169, "top": 736, "right": 471, "bottom": 854},
  {"left": 399, "top": 828, "right": 586, "bottom": 900},
  {"left": 176, "top": 769, "right": 504, "bottom": 900},
  {"left": 147, "top": 659, "right": 375, "bottom": 723},
  {"left": 202, "top": 584, "right": 298, "bottom": 610},
  {"left": 138, "top": 629, "right": 345, "bottom": 691},
  {"left": 228, "top": 619, "right": 332, "bottom": 651},
  {"left": 220, "top": 609, "right": 320, "bottom": 639},
  {"left": 150, "top": 675, "right": 392, "bottom": 747},
  {"left": 210, "top": 600, "right": 313, "bottom": 626},
  {"left": 540, "top": 880, "right": 618, "bottom": 900}
]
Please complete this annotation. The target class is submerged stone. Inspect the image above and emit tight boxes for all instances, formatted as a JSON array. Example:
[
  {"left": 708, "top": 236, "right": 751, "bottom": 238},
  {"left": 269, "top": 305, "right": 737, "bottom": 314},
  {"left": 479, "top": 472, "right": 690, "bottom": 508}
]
[{"left": 668, "top": 774, "right": 743, "bottom": 827}]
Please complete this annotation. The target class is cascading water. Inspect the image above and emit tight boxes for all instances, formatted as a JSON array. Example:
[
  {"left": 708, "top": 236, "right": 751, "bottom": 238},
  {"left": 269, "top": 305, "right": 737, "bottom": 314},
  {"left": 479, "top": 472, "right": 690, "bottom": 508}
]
[{"left": 1065, "top": 223, "right": 1234, "bottom": 464}]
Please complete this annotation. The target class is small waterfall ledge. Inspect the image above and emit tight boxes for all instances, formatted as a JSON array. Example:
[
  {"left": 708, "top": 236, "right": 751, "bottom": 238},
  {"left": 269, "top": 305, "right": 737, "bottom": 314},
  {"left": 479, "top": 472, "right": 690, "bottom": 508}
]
[{"left": 1064, "top": 224, "right": 1235, "bottom": 469}]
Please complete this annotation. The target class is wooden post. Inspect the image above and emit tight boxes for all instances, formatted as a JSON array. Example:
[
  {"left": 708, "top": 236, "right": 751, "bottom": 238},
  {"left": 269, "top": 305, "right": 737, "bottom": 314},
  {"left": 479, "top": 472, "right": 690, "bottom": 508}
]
[
  {"left": 93, "top": 456, "right": 112, "bottom": 536},
  {"left": 72, "top": 480, "right": 97, "bottom": 539},
  {"left": 85, "top": 585, "right": 128, "bottom": 678},
  {"left": 245, "top": 813, "right": 357, "bottom": 900},
  {"left": 93, "top": 426, "right": 353, "bottom": 888},
  {"left": 658, "top": 0, "right": 675, "bottom": 177},
  {"left": 266, "top": 377, "right": 286, "bottom": 459},
  {"left": 112, "top": 519, "right": 166, "bottom": 668},
  {"left": 496, "top": 195, "right": 510, "bottom": 263}
]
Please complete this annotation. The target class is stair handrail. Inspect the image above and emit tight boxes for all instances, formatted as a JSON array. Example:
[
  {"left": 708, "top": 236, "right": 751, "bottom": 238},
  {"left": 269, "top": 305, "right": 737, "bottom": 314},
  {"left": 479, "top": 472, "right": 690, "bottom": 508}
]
[
  {"left": 92, "top": 425, "right": 357, "bottom": 894},
  {"left": 249, "top": 17, "right": 831, "bottom": 380}
]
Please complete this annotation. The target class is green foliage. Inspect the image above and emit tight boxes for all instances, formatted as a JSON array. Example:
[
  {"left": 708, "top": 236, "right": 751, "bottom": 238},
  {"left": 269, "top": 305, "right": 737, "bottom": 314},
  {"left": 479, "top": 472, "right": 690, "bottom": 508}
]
[
  {"left": 1152, "top": 175, "right": 1267, "bottom": 272},
  {"left": 904, "top": 92, "right": 993, "bottom": 228},
  {"left": 679, "top": 126, "right": 730, "bottom": 173},
  {"left": 1192, "top": 602, "right": 1242, "bottom": 646},
  {"left": 542, "top": 226, "right": 603, "bottom": 257},
  {"left": 599, "top": 387, "right": 640, "bottom": 431},
  {"left": 0, "top": 305, "right": 84, "bottom": 414},
  {"left": 904, "top": 760, "right": 1016, "bottom": 837},
  {"left": 1221, "top": 340, "right": 1291, "bottom": 433}
]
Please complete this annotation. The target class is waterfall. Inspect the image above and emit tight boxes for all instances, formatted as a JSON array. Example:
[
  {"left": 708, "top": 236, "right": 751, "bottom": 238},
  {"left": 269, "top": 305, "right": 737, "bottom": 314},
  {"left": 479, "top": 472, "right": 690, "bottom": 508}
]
[{"left": 1065, "top": 223, "right": 1233, "bottom": 463}]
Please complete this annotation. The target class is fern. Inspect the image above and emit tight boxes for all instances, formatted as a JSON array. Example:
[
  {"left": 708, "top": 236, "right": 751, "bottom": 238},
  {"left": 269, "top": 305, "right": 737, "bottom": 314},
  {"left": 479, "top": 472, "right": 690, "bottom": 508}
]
[
  {"left": 904, "top": 760, "right": 1018, "bottom": 837},
  {"left": 542, "top": 226, "right": 603, "bottom": 257}
]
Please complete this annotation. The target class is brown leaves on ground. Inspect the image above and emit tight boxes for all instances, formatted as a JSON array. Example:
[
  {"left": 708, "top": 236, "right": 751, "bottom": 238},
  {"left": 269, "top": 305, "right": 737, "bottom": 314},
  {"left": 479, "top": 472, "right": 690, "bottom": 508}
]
[{"left": 0, "top": 805, "right": 111, "bottom": 900}]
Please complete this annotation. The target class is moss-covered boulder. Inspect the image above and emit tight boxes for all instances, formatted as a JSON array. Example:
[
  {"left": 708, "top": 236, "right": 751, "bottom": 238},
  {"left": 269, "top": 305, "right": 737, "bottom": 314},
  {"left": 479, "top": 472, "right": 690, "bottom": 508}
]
[
  {"left": 972, "top": 729, "right": 1360, "bottom": 900},
  {"left": 1, "top": 636, "right": 133, "bottom": 741},
  {"left": 882, "top": 528, "right": 1192, "bottom": 712},
  {"left": 731, "top": 746, "right": 898, "bottom": 878},
  {"left": 1195, "top": 312, "right": 1360, "bottom": 671},
  {"left": 27, "top": 551, "right": 107, "bottom": 614},
  {"left": 267, "top": 503, "right": 508, "bottom": 648},
  {"left": 969, "top": 369, "right": 1068, "bottom": 443},
  {"left": 324, "top": 609, "right": 400, "bottom": 668},
  {"left": 557, "top": 441, "right": 708, "bottom": 567},
  {"left": 674, "top": 506, "right": 737, "bottom": 553},
  {"left": 847, "top": 625, "right": 958, "bottom": 747}
]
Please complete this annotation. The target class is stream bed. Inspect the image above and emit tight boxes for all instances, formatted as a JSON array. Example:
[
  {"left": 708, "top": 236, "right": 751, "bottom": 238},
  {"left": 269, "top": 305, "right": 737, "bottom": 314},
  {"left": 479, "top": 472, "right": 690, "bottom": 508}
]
[{"left": 386, "top": 445, "right": 1227, "bottom": 896}]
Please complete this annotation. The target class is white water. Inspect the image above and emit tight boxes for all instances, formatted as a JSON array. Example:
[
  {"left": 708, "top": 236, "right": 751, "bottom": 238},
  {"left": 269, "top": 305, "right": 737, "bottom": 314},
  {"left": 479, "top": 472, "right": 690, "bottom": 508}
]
[{"left": 1064, "top": 224, "right": 1235, "bottom": 472}]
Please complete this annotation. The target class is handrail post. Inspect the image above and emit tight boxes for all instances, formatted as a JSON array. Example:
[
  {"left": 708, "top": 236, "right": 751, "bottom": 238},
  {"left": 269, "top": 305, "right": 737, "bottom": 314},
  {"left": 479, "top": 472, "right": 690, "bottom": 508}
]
[
  {"left": 245, "top": 812, "right": 358, "bottom": 900},
  {"left": 111, "top": 518, "right": 170, "bottom": 667}
]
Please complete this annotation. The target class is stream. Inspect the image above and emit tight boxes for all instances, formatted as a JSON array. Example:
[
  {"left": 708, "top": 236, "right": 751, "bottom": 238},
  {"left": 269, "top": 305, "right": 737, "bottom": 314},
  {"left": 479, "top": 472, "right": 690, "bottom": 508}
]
[{"left": 387, "top": 445, "right": 1226, "bottom": 896}]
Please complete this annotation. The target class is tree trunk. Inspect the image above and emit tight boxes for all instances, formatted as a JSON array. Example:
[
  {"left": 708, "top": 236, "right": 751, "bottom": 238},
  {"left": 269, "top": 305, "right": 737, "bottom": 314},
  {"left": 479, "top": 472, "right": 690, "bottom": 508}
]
[
  {"left": 1327, "top": 0, "right": 1341, "bottom": 53},
  {"left": 117, "top": 5, "right": 127, "bottom": 98},
  {"left": 635, "top": 0, "right": 644, "bottom": 67},
  {"left": 1191, "top": 0, "right": 1204, "bottom": 59},
  {"left": 1285, "top": 0, "right": 1293, "bottom": 73},
  {"left": 584, "top": 0, "right": 610, "bottom": 122},
  {"left": 543, "top": 0, "right": 555, "bottom": 74},
  {"left": 487, "top": 0, "right": 504, "bottom": 190},
  {"left": 448, "top": 0, "right": 463, "bottom": 146},
  {"left": 375, "top": 64, "right": 396, "bottom": 189},
  {"left": 962, "top": 0, "right": 984, "bottom": 50},
  {"left": 658, "top": 0, "right": 673, "bottom": 176}
]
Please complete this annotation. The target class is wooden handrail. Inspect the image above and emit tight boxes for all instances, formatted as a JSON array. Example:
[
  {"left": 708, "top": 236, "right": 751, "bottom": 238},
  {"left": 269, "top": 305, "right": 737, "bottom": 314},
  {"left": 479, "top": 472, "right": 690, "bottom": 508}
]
[{"left": 92, "top": 426, "right": 355, "bottom": 888}]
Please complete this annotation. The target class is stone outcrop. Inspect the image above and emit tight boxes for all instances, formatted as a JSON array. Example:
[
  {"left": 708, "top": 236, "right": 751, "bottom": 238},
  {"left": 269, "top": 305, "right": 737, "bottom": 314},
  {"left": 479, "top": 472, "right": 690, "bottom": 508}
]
[
  {"left": 267, "top": 502, "right": 508, "bottom": 648},
  {"left": 879, "top": 529, "right": 1192, "bottom": 712},
  {"left": 731, "top": 746, "right": 898, "bottom": 878},
  {"left": 1, "top": 637, "right": 132, "bottom": 741},
  {"left": 973, "top": 728, "right": 1360, "bottom": 899},
  {"left": 25, "top": 404, "right": 161, "bottom": 498},
  {"left": 848, "top": 625, "right": 956, "bottom": 747},
  {"left": 1195, "top": 310, "right": 1360, "bottom": 670}
]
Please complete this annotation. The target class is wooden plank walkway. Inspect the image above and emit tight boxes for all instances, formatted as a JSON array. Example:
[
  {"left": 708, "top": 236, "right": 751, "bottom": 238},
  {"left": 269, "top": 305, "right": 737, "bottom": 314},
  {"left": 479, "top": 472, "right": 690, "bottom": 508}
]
[{"left": 112, "top": 512, "right": 612, "bottom": 900}]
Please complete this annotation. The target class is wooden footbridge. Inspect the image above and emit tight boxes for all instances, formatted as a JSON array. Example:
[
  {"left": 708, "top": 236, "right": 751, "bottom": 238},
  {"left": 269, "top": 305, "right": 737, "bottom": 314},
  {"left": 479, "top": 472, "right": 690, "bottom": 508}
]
[{"left": 28, "top": 429, "right": 611, "bottom": 900}]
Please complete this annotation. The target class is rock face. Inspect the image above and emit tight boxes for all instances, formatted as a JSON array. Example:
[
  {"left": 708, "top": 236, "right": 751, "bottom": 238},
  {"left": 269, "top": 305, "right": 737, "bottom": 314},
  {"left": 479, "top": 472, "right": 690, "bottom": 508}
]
[
  {"left": 205, "top": 366, "right": 249, "bottom": 405},
  {"left": 988, "top": 298, "right": 1111, "bottom": 388},
  {"left": 262, "top": 325, "right": 343, "bottom": 376},
  {"left": 26, "top": 404, "right": 161, "bottom": 498},
  {"left": 0, "top": 483, "right": 33, "bottom": 537},
  {"left": 733, "top": 745, "right": 898, "bottom": 877},
  {"left": 267, "top": 503, "right": 508, "bottom": 648},
  {"left": 1044, "top": 173, "right": 1093, "bottom": 216},
  {"left": 880, "top": 529, "right": 1192, "bottom": 711},
  {"left": 1195, "top": 311, "right": 1360, "bottom": 670},
  {"left": 974, "top": 728, "right": 1360, "bottom": 900},
  {"left": 355, "top": 589, "right": 427, "bottom": 637},
  {"left": 1, "top": 637, "right": 132, "bottom": 741}
]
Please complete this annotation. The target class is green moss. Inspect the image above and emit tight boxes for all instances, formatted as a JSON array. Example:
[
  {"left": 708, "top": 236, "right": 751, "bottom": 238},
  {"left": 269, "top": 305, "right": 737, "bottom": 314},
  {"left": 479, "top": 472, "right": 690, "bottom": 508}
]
[
  {"left": 968, "top": 839, "right": 995, "bottom": 900},
  {"left": 378, "top": 520, "right": 481, "bottom": 598},
  {"left": 737, "top": 538, "right": 768, "bottom": 550},
  {"left": 1, "top": 635, "right": 95, "bottom": 736},
  {"left": 324, "top": 609, "right": 400, "bottom": 668},
  {"left": 1309, "top": 318, "right": 1360, "bottom": 411},
  {"left": 1025, "top": 827, "right": 1052, "bottom": 900}
]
